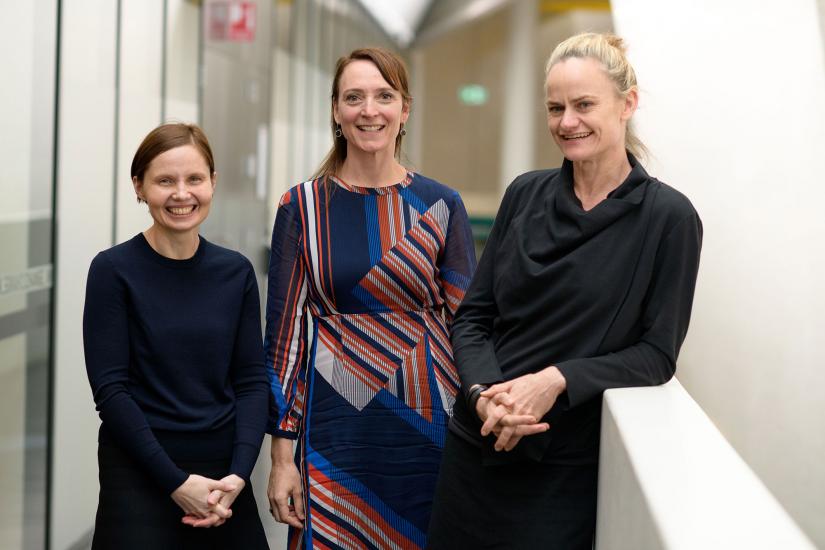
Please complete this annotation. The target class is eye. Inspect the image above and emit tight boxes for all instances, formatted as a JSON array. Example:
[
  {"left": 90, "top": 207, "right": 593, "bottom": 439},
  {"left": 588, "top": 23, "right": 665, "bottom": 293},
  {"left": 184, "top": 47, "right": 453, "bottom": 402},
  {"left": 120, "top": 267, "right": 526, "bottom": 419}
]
[
  {"left": 577, "top": 101, "right": 593, "bottom": 110},
  {"left": 379, "top": 91, "right": 395, "bottom": 101},
  {"left": 158, "top": 177, "right": 174, "bottom": 185},
  {"left": 189, "top": 175, "right": 204, "bottom": 184},
  {"left": 547, "top": 105, "right": 563, "bottom": 114},
  {"left": 344, "top": 94, "right": 360, "bottom": 103}
]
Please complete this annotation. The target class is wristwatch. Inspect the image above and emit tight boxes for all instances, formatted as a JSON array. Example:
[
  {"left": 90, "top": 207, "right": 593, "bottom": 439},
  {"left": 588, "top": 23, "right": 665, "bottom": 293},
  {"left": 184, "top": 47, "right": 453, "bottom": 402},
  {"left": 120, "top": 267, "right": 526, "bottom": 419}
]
[{"left": 466, "top": 384, "right": 488, "bottom": 414}]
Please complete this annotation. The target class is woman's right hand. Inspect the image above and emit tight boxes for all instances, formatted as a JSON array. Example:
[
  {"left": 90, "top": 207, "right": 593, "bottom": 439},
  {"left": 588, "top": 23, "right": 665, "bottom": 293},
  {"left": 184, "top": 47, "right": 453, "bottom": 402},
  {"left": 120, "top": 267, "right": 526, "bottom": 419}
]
[
  {"left": 171, "top": 474, "right": 233, "bottom": 527},
  {"left": 476, "top": 395, "right": 549, "bottom": 452},
  {"left": 268, "top": 461, "right": 306, "bottom": 529},
  {"left": 268, "top": 437, "right": 305, "bottom": 529}
]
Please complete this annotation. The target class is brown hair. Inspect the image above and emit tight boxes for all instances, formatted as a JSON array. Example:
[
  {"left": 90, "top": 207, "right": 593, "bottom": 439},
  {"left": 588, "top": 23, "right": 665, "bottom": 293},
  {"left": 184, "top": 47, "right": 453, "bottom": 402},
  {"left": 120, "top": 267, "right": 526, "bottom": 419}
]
[
  {"left": 131, "top": 123, "right": 215, "bottom": 191},
  {"left": 313, "top": 47, "right": 412, "bottom": 180},
  {"left": 546, "top": 33, "right": 648, "bottom": 160}
]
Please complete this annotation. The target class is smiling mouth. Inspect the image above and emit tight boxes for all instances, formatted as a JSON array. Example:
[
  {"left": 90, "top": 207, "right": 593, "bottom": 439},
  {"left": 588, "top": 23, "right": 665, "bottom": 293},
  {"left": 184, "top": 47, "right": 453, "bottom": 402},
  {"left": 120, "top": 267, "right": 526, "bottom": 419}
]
[
  {"left": 561, "top": 132, "right": 593, "bottom": 140},
  {"left": 357, "top": 124, "right": 385, "bottom": 132},
  {"left": 167, "top": 206, "right": 196, "bottom": 215}
]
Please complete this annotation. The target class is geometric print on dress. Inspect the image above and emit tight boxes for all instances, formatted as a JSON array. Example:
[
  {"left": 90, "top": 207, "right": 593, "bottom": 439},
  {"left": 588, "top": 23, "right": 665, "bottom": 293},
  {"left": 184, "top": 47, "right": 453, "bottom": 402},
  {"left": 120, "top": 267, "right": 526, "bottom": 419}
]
[
  {"left": 313, "top": 315, "right": 394, "bottom": 411},
  {"left": 421, "top": 313, "right": 459, "bottom": 415},
  {"left": 305, "top": 448, "right": 426, "bottom": 549},
  {"left": 382, "top": 336, "right": 435, "bottom": 422},
  {"left": 316, "top": 312, "right": 416, "bottom": 411},
  {"left": 364, "top": 192, "right": 408, "bottom": 266},
  {"left": 314, "top": 310, "right": 456, "bottom": 440},
  {"left": 334, "top": 199, "right": 452, "bottom": 414},
  {"left": 354, "top": 198, "right": 450, "bottom": 314},
  {"left": 315, "top": 310, "right": 431, "bottom": 415}
]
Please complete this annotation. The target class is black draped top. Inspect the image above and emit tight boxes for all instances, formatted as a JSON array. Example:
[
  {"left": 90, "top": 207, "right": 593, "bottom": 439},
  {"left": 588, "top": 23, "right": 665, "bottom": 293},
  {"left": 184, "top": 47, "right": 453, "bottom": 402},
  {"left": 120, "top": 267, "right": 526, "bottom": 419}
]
[{"left": 450, "top": 155, "right": 702, "bottom": 464}]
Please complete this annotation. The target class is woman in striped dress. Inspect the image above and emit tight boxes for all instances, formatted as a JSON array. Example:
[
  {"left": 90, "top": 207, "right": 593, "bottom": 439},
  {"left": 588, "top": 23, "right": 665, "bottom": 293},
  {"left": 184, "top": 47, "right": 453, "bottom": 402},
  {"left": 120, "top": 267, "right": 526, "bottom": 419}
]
[{"left": 264, "top": 47, "right": 476, "bottom": 549}]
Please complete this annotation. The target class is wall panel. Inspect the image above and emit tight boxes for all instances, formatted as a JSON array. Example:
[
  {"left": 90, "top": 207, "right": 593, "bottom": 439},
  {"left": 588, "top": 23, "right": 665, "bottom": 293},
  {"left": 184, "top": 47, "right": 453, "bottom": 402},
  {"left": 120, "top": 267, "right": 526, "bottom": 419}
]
[
  {"left": 116, "top": 0, "right": 164, "bottom": 243},
  {"left": 52, "top": 1, "right": 118, "bottom": 547},
  {"left": 611, "top": 0, "right": 825, "bottom": 544}
]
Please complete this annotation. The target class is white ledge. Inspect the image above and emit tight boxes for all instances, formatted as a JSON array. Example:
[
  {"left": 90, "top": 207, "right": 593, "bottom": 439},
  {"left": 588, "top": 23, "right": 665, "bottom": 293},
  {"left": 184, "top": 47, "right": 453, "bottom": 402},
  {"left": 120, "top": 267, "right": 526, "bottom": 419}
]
[{"left": 596, "top": 378, "right": 814, "bottom": 549}]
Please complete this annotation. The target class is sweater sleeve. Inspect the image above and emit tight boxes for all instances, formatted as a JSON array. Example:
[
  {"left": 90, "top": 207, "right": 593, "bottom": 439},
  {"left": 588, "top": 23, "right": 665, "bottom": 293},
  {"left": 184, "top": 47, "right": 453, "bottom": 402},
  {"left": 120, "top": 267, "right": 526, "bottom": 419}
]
[
  {"left": 264, "top": 190, "right": 310, "bottom": 439},
  {"left": 555, "top": 211, "right": 703, "bottom": 407},
  {"left": 228, "top": 262, "right": 268, "bottom": 482},
  {"left": 83, "top": 253, "right": 188, "bottom": 494},
  {"left": 450, "top": 182, "right": 520, "bottom": 395}
]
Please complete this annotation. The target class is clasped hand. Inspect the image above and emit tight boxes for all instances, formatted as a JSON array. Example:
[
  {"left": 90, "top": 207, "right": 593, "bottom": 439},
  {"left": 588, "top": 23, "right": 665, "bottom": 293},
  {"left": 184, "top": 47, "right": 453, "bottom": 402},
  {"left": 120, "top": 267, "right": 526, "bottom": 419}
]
[
  {"left": 172, "top": 473, "right": 245, "bottom": 528},
  {"left": 475, "top": 366, "right": 567, "bottom": 452}
]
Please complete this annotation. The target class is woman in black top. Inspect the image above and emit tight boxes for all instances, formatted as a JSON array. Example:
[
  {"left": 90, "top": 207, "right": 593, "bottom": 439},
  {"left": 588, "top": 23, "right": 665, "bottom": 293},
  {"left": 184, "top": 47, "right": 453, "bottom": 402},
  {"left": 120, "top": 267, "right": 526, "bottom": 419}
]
[
  {"left": 83, "top": 123, "right": 269, "bottom": 549},
  {"left": 427, "top": 33, "right": 702, "bottom": 549}
]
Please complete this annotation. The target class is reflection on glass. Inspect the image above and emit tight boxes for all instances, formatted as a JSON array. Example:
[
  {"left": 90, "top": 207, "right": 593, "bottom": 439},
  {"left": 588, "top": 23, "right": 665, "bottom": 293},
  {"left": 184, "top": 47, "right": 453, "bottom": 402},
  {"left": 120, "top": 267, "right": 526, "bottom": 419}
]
[{"left": 0, "top": 1, "right": 57, "bottom": 548}]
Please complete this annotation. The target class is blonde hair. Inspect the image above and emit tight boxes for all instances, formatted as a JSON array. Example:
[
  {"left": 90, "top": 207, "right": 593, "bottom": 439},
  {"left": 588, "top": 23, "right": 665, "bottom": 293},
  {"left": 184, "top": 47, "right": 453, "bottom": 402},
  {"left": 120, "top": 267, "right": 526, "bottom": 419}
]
[{"left": 546, "top": 32, "right": 648, "bottom": 160}]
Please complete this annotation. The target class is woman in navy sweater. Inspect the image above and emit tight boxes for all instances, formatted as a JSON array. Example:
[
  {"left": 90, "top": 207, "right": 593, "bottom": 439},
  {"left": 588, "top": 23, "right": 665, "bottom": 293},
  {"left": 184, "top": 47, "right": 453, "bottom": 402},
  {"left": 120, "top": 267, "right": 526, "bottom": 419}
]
[{"left": 83, "top": 123, "right": 269, "bottom": 548}]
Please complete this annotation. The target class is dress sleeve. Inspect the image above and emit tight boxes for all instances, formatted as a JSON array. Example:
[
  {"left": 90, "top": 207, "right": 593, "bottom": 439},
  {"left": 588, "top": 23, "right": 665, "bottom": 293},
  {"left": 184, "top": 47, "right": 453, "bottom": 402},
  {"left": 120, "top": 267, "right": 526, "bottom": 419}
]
[
  {"left": 264, "top": 190, "right": 310, "bottom": 439},
  {"left": 450, "top": 183, "right": 520, "bottom": 393},
  {"left": 228, "top": 262, "right": 268, "bottom": 482},
  {"left": 556, "top": 212, "right": 703, "bottom": 408},
  {"left": 437, "top": 193, "right": 477, "bottom": 327},
  {"left": 83, "top": 254, "right": 188, "bottom": 494}
]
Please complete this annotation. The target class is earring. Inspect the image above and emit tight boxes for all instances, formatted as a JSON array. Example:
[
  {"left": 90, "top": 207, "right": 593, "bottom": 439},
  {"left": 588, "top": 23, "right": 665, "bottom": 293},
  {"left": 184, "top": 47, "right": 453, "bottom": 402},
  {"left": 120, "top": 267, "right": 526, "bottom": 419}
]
[
  {"left": 399, "top": 124, "right": 407, "bottom": 137},
  {"left": 334, "top": 124, "right": 343, "bottom": 138}
]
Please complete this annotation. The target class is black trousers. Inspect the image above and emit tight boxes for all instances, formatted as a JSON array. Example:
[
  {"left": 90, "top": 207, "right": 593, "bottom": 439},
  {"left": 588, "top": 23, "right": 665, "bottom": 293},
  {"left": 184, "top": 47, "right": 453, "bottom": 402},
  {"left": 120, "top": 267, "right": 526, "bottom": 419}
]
[
  {"left": 92, "top": 442, "right": 269, "bottom": 550},
  {"left": 427, "top": 431, "right": 597, "bottom": 550}
]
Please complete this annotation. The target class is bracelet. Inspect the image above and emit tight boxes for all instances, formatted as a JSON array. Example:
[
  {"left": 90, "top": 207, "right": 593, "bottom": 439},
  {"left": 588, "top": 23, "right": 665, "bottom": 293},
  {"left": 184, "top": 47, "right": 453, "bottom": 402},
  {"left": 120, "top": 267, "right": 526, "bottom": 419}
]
[{"left": 466, "top": 384, "right": 488, "bottom": 413}]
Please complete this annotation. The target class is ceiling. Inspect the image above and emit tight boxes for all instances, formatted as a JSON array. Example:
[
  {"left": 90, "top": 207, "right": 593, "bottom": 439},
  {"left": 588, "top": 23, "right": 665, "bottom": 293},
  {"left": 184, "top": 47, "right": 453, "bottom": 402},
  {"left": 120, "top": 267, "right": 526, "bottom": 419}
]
[
  {"left": 357, "top": 0, "right": 435, "bottom": 47},
  {"left": 356, "top": 0, "right": 610, "bottom": 48}
]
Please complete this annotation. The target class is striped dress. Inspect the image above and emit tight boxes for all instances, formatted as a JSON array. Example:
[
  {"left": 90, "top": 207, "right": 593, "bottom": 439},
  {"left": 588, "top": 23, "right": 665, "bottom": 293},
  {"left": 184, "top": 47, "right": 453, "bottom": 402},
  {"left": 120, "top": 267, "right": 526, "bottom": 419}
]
[{"left": 265, "top": 172, "right": 476, "bottom": 549}]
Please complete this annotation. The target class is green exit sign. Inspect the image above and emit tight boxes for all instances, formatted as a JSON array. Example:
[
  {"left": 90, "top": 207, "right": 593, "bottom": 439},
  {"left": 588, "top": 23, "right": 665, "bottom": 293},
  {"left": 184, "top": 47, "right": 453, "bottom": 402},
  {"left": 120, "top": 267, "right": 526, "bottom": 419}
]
[{"left": 458, "top": 84, "right": 488, "bottom": 106}]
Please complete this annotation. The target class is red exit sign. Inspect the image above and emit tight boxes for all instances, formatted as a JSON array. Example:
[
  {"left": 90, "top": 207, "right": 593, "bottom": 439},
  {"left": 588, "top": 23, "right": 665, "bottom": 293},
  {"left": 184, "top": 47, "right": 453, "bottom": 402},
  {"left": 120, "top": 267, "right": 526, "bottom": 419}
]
[{"left": 207, "top": 1, "right": 257, "bottom": 42}]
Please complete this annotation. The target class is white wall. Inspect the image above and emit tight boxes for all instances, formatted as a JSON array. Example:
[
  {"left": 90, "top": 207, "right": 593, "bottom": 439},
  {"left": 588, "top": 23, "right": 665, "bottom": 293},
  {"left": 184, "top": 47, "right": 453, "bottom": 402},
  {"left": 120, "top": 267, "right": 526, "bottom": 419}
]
[
  {"left": 116, "top": 0, "right": 165, "bottom": 242},
  {"left": 165, "top": 0, "right": 201, "bottom": 123},
  {"left": 52, "top": 1, "right": 117, "bottom": 547},
  {"left": 611, "top": 0, "right": 825, "bottom": 545}
]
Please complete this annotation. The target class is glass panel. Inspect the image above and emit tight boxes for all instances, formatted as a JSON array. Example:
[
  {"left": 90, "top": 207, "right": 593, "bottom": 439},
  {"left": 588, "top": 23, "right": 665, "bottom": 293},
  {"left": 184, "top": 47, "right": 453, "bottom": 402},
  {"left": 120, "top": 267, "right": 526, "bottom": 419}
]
[
  {"left": 0, "top": 1, "right": 57, "bottom": 548},
  {"left": 201, "top": 0, "right": 273, "bottom": 269}
]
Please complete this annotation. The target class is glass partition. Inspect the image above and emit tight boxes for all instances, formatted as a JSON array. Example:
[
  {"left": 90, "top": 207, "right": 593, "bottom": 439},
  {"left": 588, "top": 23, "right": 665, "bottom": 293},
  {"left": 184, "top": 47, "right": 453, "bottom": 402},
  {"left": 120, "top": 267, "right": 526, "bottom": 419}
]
[{"left": 0, "top": 1, "right": 58, "bottom": 548}]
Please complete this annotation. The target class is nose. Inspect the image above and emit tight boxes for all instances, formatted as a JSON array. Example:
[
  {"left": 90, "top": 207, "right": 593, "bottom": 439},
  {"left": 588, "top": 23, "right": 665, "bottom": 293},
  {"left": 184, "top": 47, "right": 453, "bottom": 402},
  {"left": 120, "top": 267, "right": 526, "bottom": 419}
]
[
  {"left": 361, "top": 98, "right": 378, "bottom": 117},
  {"left": 559, "top": 109, "right": 579, "bottom": 130},
  {"left": 172, "top": 180, "right": 191, "bottom": 199}
]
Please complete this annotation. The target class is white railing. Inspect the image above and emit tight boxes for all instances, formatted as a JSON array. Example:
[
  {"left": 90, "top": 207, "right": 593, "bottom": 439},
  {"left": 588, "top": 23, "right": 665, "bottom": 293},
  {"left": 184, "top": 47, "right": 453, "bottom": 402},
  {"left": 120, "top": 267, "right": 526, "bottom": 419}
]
[{"left": 596, "top": 378, "right": 815, "bottom": 549}]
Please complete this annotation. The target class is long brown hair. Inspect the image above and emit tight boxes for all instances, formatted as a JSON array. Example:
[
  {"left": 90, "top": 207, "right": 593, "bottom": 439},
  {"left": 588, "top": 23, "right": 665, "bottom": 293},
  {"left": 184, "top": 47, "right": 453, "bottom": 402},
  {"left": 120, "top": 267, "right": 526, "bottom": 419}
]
[{"left": 313, "top": 47, "right": 412, "bottom": 180}]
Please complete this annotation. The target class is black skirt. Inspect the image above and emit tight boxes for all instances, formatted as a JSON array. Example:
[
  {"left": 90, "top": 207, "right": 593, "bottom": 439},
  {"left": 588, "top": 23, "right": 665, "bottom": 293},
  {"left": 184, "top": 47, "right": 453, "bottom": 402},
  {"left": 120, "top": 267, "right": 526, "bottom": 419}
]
[
  {"left": 426, "top": 431, "right": 597, "bottom": 550},
  {"left": 92, "top": 436, "right": 269, "bottom": 550}
]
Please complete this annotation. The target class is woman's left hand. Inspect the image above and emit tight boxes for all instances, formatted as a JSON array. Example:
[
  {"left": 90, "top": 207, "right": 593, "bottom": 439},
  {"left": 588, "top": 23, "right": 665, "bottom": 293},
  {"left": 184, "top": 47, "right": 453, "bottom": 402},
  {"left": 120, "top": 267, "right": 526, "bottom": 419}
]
[
  {"left": 181, "top": 474, "right": 245, "bottom": 528},
  {"left": 481, "top": 366, "right": 567, "bottom": 451}
]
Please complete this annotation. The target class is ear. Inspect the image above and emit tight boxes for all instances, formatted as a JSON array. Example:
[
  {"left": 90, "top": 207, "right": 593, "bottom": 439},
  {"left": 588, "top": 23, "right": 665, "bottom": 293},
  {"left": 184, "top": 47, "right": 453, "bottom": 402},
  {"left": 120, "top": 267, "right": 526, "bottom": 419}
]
[
  {"left": 211, "top": 172, "right": 218, "bottom": 190},
  {"left": 621, "top": 87, "right": 639, "bottom": 121},
  {"left": 332, "top": 100, "right": 340, "bottom": 125},
  {"left": 401, "top": 97, "right": 412, "bottom": 125},
  {"left": 132, "top": 176, "right": 143, "bottom": 201}
]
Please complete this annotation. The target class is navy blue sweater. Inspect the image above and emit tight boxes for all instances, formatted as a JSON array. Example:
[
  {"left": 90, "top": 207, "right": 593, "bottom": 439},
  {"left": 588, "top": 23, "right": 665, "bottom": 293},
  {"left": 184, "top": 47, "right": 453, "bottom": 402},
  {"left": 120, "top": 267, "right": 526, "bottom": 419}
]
[{"left": 83, "top": 233, "right": 268, "bottom": 493}]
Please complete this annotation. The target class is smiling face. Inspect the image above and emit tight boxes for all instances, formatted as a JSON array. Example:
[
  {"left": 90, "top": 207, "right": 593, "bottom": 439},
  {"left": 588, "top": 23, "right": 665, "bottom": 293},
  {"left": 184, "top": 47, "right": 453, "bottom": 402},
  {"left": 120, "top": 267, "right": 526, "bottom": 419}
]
[
  {"left": 333, "top": 59, "right": 409, "bottom": 158},
  {"left": 133, "top": 144, "right": 215, "bottom": 238},
  {"left": 545, "top": 56, "right": 637, "bottom": 163}
]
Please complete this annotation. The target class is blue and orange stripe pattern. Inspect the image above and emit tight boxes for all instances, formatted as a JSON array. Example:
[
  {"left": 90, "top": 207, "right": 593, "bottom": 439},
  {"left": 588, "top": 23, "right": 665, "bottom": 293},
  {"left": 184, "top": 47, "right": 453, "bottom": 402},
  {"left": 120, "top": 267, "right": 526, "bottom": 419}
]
[{"left": 265, "top": 172, "right": 476, "bottom": 549}]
